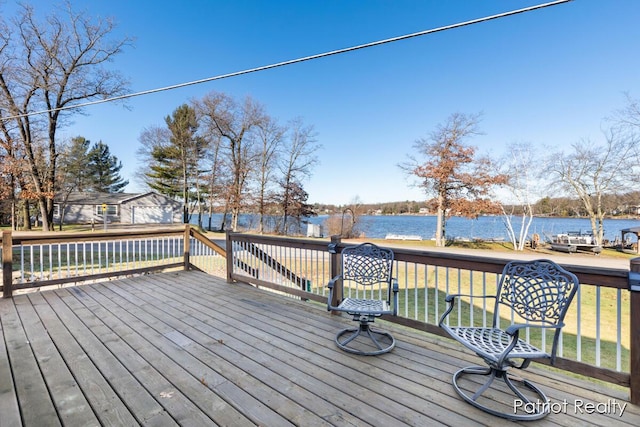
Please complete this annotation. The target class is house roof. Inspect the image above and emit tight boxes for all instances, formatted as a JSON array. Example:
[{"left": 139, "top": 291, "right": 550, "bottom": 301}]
[
  {"left": 56, "top": 191, "right": 181, "bottom": 207},
  {"left": 56, "top": 192, "right": 136, "bottom": 204}
]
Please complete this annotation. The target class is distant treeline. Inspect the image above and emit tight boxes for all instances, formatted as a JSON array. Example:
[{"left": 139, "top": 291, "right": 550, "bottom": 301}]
[{"left": 310, "top": 191, "right": 640, "bottom": 217}]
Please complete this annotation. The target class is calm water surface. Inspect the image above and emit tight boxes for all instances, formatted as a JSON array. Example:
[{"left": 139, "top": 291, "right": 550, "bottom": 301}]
[{"left": 193, "top": 213, "right": 640, "bottom": 242}]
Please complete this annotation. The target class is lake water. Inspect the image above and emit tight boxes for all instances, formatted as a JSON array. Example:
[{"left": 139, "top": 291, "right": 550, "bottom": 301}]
[{"left": 192, "top": 213, "right": 640, "bottom": 243}]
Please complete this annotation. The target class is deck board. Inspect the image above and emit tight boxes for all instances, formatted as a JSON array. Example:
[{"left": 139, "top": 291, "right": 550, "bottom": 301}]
[{"left": 0, "top": 270, "right": 639, "bottom": 426}]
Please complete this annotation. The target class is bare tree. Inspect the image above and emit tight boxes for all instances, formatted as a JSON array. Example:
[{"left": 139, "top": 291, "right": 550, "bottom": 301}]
[
  {"left": 546, "top": 126, "right": 640, "bottom": 246},
  {"left": 255, "top": 116, "right": 284, "bottom": 233},
  {"left": 611, "top": 92, "right": 640, "bottom": 129},
  {"left": 198, "top": 92, "right": 265, "bottom": 231},
  {"left": 0, "top": 113, "right": 27, "bottom": 229},
  {"left": 277, "top": 118, "right": 320, "bottom": 234},
  {"left": 135, "top": 125, "right": 173, "bottom": 190},
  {"left": 500, "top": 142, "right": 539, "bottom": 251},
  {"left": 194, "top": 97, "right": 230, "bottom": 231},
  {"left": 324, "top": 197, "right": 364, "bottom": 238},
  {"left": 0, "top": 2, "right": 131, "bottom": 230},
  {"left": 401, "top": 112, "right": 507, "bottom": 246},
  {"left": 197, "top": 132, "right": 226, "bottom": 231}
]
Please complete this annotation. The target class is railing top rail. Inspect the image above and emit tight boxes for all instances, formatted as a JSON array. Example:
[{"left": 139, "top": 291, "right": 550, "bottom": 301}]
[
  {"left": 190, "top": 228, "right": 226, "bottom": 257},
  {"left": 227, "top": 232, "right": 631, "bottom": 290},
  {"left": 391, "top": 246, "right": 630, "bottom": 288},
  {"left": 228, "top": 232, "right": 331, "bottom": 252},
  {"left": 3, "top": 226, "right": 187, "bottom": 245}
]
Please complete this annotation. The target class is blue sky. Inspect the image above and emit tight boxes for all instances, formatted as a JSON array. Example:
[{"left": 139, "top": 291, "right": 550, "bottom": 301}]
[{"left": 4, "top": 0, "right": 640, "bottom": 205}]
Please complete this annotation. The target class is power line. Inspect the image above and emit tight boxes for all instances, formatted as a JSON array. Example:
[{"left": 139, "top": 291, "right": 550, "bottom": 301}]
[{"left": 1, "top": 0, "right": 572, "bottom": 121}]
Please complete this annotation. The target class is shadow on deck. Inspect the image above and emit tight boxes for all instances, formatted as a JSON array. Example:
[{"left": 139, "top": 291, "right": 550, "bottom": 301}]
[{"left": 1, "top": 270, "right": 638, "bottom": 426}]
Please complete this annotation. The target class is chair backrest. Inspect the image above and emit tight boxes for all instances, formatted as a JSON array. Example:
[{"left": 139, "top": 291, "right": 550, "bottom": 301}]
[
  {"left": 341, "top": 243, "right": 394, "bottom": 287},
  {"left": 494, "top": 259, "right": 579, "bottom": 357}
]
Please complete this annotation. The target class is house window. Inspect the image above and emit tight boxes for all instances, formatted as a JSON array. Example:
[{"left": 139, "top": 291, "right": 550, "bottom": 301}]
[
  {"left": 95, "top": 204, "right": 118, "bottom": 216},
  {"left": 53, "top": 204, "right": 61, "bottom": 217}
]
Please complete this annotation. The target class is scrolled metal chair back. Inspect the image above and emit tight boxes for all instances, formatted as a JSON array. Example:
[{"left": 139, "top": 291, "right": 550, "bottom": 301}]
[
  {"left": 497, "top": 260, "right": 578, "bottom": 325},
  {"left": 495, "top": 259, "right": 579, "bottom": 358},
  {"left": 341, "top": 243, "right": 393, "bottom": 286}
]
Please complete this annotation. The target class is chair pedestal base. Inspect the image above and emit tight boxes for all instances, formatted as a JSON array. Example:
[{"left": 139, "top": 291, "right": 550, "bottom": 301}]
[
  {"left": 452, "top": 365, "right": 550, "bottom": 421},
  {"left": 335, "top": 322, "right": 395, "bottom": 356}
]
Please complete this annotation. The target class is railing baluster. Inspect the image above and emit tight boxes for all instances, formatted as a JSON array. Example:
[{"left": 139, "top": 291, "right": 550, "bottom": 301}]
[
  {"left": 617, "top": 288, "right": 622, "bottom": 372},
  {"left": 482, "top": 272, "right": 487, "bottom": 328},
  {"left": 48, "top": 244, "right": 53, "bottom": 280},
  {"left": 20, "top": 245, "right": 25, "bottom": 283},
  {"left": 29, "top": 245, "right": 34, "bottom": 281},
  {"left": 596, "top": 286, "right": 601, "bottom": 366},
  {"left": 98, "top": 241, "right": 102, "bottom": 274},
  {"left": 576, "top": 285, "right": 582, "bottom": 362},
  {"left": 39, "top": 244, "right": 44, "bottom": 280}
]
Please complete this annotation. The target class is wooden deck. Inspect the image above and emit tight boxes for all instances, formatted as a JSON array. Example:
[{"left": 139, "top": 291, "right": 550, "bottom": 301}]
[{"left": 1, "top": 271, "right": 639, "bottom": 427}]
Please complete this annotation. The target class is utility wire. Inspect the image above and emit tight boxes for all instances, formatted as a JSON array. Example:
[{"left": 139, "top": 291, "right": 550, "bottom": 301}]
[{"left": 1, "top": 0, "right": 572, "bottom": 121}]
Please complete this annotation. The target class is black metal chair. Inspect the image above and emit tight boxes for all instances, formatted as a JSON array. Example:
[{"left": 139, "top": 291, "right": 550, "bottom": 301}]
[
  {"left": 327, "top": 243, "right": 398, "bottom": 355},
  {"left": 438, "top": 259, "right": 579, "bottom": 420}
]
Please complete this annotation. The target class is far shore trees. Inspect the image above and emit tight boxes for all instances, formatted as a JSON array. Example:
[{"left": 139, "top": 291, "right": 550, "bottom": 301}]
[
  {"left": 401, "top": 112, "right": 508, "bottom": 247},
  {"left": 0, "top": 3, "right": 130, "bottom": 230}
]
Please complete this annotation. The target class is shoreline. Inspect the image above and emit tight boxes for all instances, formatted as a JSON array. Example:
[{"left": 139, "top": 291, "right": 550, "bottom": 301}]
[{"left": 343, "top": 237, "right": 634, "bottom": 270}]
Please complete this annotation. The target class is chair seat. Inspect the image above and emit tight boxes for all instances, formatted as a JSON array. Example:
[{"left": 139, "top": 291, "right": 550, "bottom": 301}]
[
  {"left": 337, "top": 298, "right": 390, "bottom": 315},
  {"left": 447, "top": 327, "right": 548, "bottom": 361}
]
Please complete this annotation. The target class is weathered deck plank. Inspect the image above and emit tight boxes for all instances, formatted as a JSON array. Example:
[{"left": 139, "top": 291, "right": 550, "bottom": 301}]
[
  {"left": 0, "top": 300, "right": 21, "bottom": 427},
  {"left": 0, "top": 298, "right": 61, "bottom": 427},
  {"left": 0, "top": 270, "right": 639, "bottom": 426},
  {"left": 26, "top": 292, "right": 139, "bottom": 427},
  {"left": 40, "top": 288, "right": 178, "bottom": 426}
]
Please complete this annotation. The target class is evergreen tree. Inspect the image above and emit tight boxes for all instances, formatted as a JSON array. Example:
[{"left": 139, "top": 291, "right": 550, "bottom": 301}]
[
  {"left": 145, "top": 104, "right": 206, "bottom": 223},
  {"left": 59, "top": 137, "right": 92, "bottom": 192},
  {"left": 277, "top": 179, "right": 315, "bottom": 234},
  {"left": 146, "top": 144, "right": 182, "bottom": 198},
  {"left": 87, "top": 141, "right": 129, "bottom": 193}
]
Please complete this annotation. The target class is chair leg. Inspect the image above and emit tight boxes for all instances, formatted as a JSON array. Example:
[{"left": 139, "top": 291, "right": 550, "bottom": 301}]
[
  {"left": 335, "top": 322, "right": 395, "bottom": 356},
  {"left": 452, "top": 365, "right": 550, "bottom": 421}
]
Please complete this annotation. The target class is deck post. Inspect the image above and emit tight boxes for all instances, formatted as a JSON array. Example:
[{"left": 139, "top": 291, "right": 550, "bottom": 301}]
[
  {"left": 2, "top": 230, "right": 12, "bottom": 298},
  {"left": 225, "top": 231, "right": 234, "bottom": 283},
  {"left": 183, "top": 224, "right": 191, "bottom": 271},
  {"left": 629, "top": 258, "right": 640, "bottom": 405},
  {"left": 329, "top": 235, "right": 342, "bottom": 314}
]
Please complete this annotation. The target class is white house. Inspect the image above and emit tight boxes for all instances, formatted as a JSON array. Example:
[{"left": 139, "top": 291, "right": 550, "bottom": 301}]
[{"left": 54, "top": 192, "right": 183, "bottom": 225}]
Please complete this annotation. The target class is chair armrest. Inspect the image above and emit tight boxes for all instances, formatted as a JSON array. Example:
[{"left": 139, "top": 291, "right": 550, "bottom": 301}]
[
  {"left": 327, "top": 275, "right": 342, "bottom": 311},
  {"left": 327, "top": 275, "right": 342, "bottom": 289},
  {"left": 439, "top": 293, "right": 496, "bottom": 326},
  {"left": 390, "top": 278, "right": 399, "bottom": 315},
  {"left": 444, "top": 293, "right": 496, "bottom": 303}
]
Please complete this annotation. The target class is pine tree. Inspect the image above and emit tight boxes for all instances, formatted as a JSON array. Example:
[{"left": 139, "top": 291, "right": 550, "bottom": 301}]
[
  {"left": 145, "top": 104, "right": 206, "bottom": 223},
  {"left": 59, "top": 137, "right": 92, "bottom": 192},
  {"left": 87, "top": 141, "right": 129, "bottom": 193}
]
